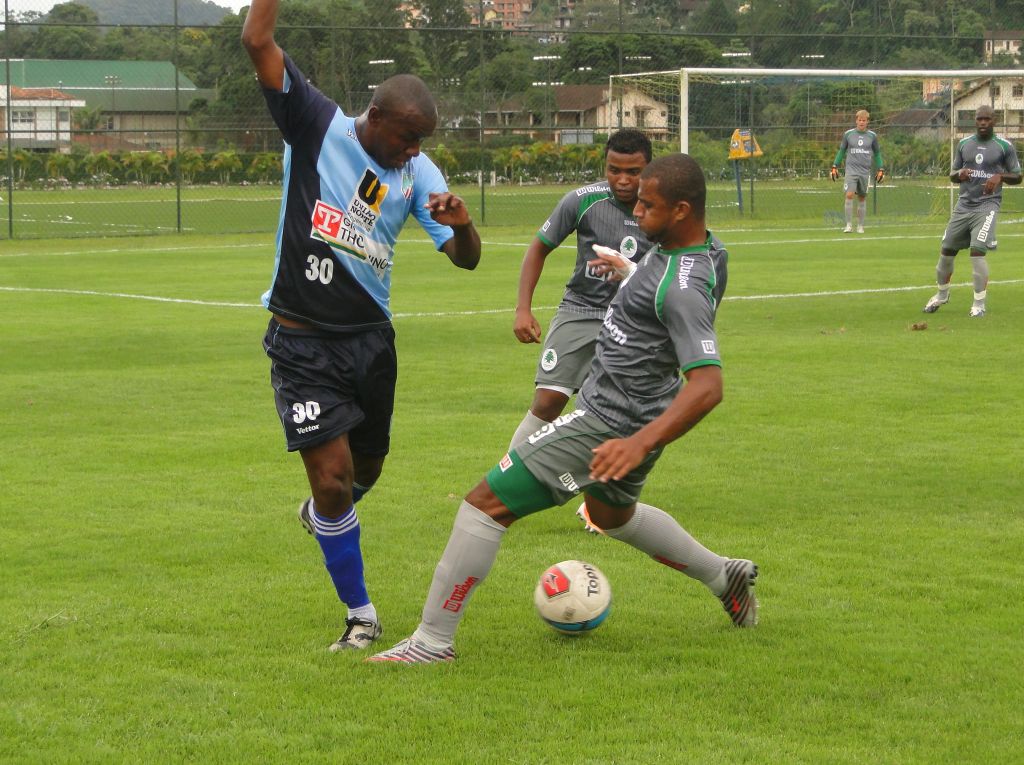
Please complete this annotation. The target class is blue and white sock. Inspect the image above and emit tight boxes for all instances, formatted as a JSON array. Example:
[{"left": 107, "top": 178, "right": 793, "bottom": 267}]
[{"left": 310, "top": 506, "right": 370, "bottom": 610}]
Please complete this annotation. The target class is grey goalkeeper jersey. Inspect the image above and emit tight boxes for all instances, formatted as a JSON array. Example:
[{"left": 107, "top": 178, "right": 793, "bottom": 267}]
[
  {"left": 537, "top": 181, "right": 652, "bottom": 317},
  {"left": 577, "top": 233, "right": 728, "bottom": 436},
  {"left": 952, "top": 134, "right": 1021, "bottom": 212},
  {"left": 834, "top": 129, "right": 881, "bottom": 177}
]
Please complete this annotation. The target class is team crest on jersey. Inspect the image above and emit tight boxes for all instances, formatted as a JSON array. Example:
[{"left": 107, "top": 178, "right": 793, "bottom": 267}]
[
  {"left": 619, "top": 236, "right": 638, "bottom": 259},
  {"left": 541, "top": 348, "right": 558, "bottom": 371},
  {"left": 975, "top": 152, "right": 985, "bottom": 164},
  {"left": 347, "top": 168, "right": 389, "bottom": 232},
  {"left": 857, "top": 138, "right": 864, "bottom": 146}
]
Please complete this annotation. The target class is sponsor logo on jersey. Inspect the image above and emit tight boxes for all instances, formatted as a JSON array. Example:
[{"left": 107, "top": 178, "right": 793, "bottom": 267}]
[
  {"left": 310, "top": 199, "right": 392, "bottom": 280},
  {"left": 526, "top": 410, "right": 584, "bottom": 446},
  {"left": 623, "top": 219, "right": 638, "bottom": 227},
  {"left": 677, "top": 255, "right": 697, "bottom": 290},
  {"left": 575, "top": 183, "right": 607, "bottom": 197},
  {"left": 347, "top": 168, "right": 389, "bottom": 231},
  {"left": 541, "top": 220, "right": 551, "bottom": 232},
  {"left": 541, "top": 348, "right": 558, "bottom": 371},
  {"left": 558, "top": 472, "right": 580, "bottom": 494},
  {"left": 499, "top": 453, "right": 513, "bottom": 472},
  {"left": 442, "top": 576, "right": 479, "bottom": 612},
  {"left": 401, "top": 168, "right": 414, "bottom": 200},
  {"left": 701, "top": 339, "right": 716, "bottom": 354},
  {"left": 602, "top": 306, "right": 628, "bottom": 346}
]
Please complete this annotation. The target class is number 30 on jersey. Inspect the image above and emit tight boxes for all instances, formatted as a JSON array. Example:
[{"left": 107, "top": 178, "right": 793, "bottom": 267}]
[{"left": 305, "top": 253, "right": 334, "bottom": 285}]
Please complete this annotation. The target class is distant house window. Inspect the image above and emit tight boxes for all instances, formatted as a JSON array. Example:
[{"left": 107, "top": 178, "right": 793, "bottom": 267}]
[
  {"left": 11, "top": 110, "right": 34, "bottom": 125},
  {"left": 1014, "top": 85, "right": 1023, "bottom": 98},
  {"left": 59, "top": 110, "right": 70, "bottom": 124},
  {"left": 991, "top": 85, "right": 1001, "bottom": 97},
  {"left": 103, "top": 115, "right": 115, "bottom": 131}
]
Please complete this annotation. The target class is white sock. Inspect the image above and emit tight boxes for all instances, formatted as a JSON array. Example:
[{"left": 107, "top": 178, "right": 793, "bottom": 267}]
[
  {"left": 509, "top": 410, "right": 549, "bottom": 450},
  {"left": 415, "top": 501, "right": 507, "bottom": 648},
  {"left": 857, "top": 202, "right": 866, "bottom": 226},
  {"left": 348, "top": 604, "right": 377, "bottom": 624},
  {"left": 602, "top": 502, "right": 727, "bottom": 594}
]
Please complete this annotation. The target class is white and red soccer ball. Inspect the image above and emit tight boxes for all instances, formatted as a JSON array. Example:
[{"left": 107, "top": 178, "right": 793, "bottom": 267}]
[{"left": 533, "top": 560, "right": 612, "bottom": 632}]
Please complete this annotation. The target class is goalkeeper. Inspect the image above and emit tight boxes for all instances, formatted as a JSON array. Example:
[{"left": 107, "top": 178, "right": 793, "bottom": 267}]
[{"left": 830, "top": 109, "right": 884, "bottom": 233}]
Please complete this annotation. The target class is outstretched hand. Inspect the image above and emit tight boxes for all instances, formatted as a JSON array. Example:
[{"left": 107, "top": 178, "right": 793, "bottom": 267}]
[
  {"left": 587, "top": 245, "right": 635, "bottom": 282},
  {"left": 426, "top": 192, "right": 472, "bottom": 228}
]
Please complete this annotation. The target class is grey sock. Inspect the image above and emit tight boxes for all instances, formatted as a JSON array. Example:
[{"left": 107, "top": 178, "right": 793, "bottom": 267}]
[
  {"left": 844, "top": 199, "right": 853, "bottom": 226},
  {"left": 857, "top": 202, "right": 866, "bottom": 226},
  {"left": 509, "top": 410, "right": 549, "bottom": 450},
  {"left": 936, "top": 255, "right": 955, "bottom": 291},
  {"left": 415, "top": 501, "right": 506, "bottom": 648},
  {"left": 603, "top": 502, "right": 726, "bottom": 593},
  {"left": 970, "top": 255, "right": 989, "bottom": 298}
]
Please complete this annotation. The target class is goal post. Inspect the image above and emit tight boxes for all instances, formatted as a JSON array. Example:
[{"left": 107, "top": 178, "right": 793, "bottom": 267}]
[{"left": 608, "top": 67, "right": 1024, "bottom": 229}]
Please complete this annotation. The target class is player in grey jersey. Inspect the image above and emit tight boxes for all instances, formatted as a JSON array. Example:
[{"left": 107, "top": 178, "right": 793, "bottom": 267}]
[
  {"left": 923, "top": 105, "right": 1021, "bottom": 317},
  {"left": 831, "top": 110, "right": 884, "bottom": 233},
  {"left": 369, "top": 154, "right": 758, "bottom": 664},
  {"left": 508, "top": 129, "right": 652, "bottom": 450}
]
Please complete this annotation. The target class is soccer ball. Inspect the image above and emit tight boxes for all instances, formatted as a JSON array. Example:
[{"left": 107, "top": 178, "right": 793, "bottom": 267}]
[{"left": 533, "top": 560, "right": 612, "bottom": 633}]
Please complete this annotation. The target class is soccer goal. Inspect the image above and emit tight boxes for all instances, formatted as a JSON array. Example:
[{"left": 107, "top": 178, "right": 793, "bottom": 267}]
[{"left": 608, "top": 67, "right": 1024, "bottom": 229}]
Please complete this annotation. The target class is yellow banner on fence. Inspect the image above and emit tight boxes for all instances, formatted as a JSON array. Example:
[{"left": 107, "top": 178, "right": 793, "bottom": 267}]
[{"left": 728, "top": 128, "right": 763, "bottom": 160}]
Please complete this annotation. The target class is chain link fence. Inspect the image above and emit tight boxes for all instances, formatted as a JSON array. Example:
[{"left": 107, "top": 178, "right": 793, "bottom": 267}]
[{"left": 0, "top": 1, "right": 1010, "bottom": 239}]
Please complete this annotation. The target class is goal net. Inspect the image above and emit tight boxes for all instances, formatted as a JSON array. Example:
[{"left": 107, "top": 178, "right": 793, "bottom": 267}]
[{"left": 608, "top": 68, "right": 1024, "bottom": 230}]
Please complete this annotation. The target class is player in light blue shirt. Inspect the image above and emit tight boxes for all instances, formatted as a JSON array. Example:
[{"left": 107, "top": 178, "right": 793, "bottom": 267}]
[{"left": 243, "top": 0, "right": 481, "bottom": 653}]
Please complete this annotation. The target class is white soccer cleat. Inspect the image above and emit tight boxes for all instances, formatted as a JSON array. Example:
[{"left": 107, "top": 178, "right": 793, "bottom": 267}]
[
  {"left": 856, "top": 225, "right": 864, "bottom": 234},
  {"left": 843, "top": 224, "right": 853, "bottom": 233},
  {"left": 298, "top": 497, "right": 315, "bottom": 535},
  {"left": 366, "top": 637, "right": 456, "bottom": 664},
  {"left": 922, "top": 293, "right": 949, "bottom": 314},
  {"left": 575, "top": 502, "right": 605, "bottom": 535},
  {"left": 718, "top": 559, "right": 759, "bottom": 627},
  {"left": 969, "top": 303, "right": 986, "bottom": 318}
]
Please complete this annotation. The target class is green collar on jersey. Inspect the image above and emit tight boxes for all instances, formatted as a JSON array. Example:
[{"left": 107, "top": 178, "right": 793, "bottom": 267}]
[{"left": 658, "top": 232, "right": 713, "bottom": 257}]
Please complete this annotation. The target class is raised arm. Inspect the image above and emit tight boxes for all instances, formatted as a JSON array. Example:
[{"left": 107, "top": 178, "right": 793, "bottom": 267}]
[{"left": 241, "top": 0, "right": 285, "bottom": 90}]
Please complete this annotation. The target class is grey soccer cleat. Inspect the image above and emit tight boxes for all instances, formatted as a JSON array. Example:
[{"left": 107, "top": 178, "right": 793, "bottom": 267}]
[
  {"left": 718, "top": 559, "right": 759, "bottom": 627},
  {"left": 329, "top": 617, "right": 383, "bottom": 652},
  {"left": 298, "top": 497, "right": 315, "bottom": 536}
]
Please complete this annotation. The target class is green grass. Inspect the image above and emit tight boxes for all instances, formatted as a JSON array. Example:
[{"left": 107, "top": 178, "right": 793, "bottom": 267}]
[
  {"left": 1, "top": 222, "right": 1022, "bottom": 763},
  {"left": 4, "top": 179, "right": 1024, "bottom": 238}
]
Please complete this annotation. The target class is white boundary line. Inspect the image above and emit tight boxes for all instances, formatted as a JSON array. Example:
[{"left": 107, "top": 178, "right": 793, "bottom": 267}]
[{"left": 2, "top": 280, "right": 1021, "bottom": 315}]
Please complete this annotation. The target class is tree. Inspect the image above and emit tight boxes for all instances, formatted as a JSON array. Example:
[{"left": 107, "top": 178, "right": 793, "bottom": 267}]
[
  {"left": 209, "top": 150, "right": 242, "bottom": 184},
  {"left": 26, "top": 2, "right": 101, "bottom": 59},
  {"left": 247, "top": 152, "right": 281, "bottom": 184}
]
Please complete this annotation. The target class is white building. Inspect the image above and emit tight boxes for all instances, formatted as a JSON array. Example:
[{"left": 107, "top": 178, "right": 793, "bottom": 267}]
[{"left": 0, "top": 86, "right": 86, "bottom": 151}]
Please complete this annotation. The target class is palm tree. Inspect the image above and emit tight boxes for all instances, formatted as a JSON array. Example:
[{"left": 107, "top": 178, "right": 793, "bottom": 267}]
[{"left": 209, "top": 150, "right": 242, "bottom": 185}]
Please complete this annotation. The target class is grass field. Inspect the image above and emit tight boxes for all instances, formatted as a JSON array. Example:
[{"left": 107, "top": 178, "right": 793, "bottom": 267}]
[
  {"left": 3, "top": 179, "right": 1024, "bottom": 238},
  {"left": 2, "top": 218, "right": 1022, "bottom": 763}
]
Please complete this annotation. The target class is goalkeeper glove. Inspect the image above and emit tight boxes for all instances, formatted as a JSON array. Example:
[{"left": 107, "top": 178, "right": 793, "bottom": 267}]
[
  {"left": 876, "top": 168, "right": 885, "bottom": 183},
  {"left": 830, "top": 166, "right": 839, "bottom": 182}
]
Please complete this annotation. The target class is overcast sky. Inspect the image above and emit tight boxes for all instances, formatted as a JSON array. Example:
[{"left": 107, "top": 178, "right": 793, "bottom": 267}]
[{"left": 5, "top": 0, "right": 250, "bottom": 15}]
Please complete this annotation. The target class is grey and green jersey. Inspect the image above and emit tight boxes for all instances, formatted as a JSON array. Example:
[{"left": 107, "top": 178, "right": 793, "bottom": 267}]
[
  {"left": 577, "top": 233, "right": 728, "bottom": 436},
  {"left": 834, "top": 129, "right": 882, "bottom": 177},
  {"left": 952, "top": 134, "right": 1021, "bottom": 212},
  {"left": 537, "top": 181, "right": 652, "bottom": 317}
]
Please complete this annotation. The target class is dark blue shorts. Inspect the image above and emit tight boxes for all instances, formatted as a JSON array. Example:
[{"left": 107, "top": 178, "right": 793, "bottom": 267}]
[{"left": 263, "top": 318, "right": 397, "bottom": 454}]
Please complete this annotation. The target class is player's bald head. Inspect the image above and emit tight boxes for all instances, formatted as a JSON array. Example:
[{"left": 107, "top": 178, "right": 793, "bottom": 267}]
[
  {"left": 641, "top": 153, "right": 706, "bottom": 217},
  {"left": 370, "top": 74, "right": 437, "bottom": 120}
]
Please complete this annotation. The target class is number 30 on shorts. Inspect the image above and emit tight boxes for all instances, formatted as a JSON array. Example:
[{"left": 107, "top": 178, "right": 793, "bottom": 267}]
[{"left": 292, "top": 401, "right": 321, "bottom": 424}]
